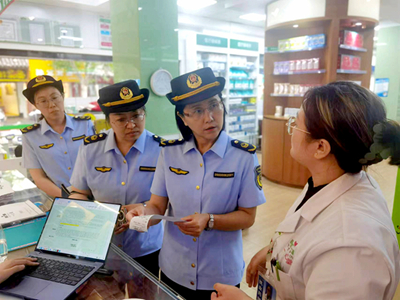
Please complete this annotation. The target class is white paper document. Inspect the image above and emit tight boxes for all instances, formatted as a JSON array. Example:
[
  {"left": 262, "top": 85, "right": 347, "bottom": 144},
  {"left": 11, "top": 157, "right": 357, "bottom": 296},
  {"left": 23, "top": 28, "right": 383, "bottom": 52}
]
[
  {"left": 0, "top": 200, "right": 46, "bottom": 226},
  {"left": 129, "top": 215, "right": 185, "bottom": 232}
]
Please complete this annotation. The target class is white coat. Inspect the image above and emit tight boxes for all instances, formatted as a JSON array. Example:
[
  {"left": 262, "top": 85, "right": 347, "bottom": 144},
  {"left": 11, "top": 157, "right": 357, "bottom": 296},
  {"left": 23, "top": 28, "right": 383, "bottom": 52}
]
[{"left": 266, "top": 171, "right": 400, "bottom": 300}]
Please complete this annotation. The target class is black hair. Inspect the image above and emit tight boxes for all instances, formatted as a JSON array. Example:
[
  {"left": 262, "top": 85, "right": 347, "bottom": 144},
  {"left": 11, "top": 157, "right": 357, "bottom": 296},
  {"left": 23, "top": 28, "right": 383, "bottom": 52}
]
[
  {"left": 175, "top": 94, "right": 226, "bottom": 140},
  {"left": 303, "top": 81, "right": 400, "bottom": 173}
]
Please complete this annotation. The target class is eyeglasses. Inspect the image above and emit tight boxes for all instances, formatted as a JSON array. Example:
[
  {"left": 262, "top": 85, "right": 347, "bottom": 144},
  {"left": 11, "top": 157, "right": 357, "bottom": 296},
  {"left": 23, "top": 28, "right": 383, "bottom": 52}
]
[
  {"left": 36, "top": 94, "right": 63, "bottom": 107},
  {"left": 286, "top": 117, "right": 311, "bottom": 135},
  {"left": 112, "top": 114, "right": 145, "bottom": 128},
  {"left": 182, "top": 101, "right": 223, "bottom": 121}
]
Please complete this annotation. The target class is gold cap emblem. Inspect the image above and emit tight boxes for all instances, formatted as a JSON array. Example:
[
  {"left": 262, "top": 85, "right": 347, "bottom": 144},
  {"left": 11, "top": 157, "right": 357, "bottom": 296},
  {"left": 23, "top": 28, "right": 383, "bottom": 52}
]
[
  {"left": 120, "top": 87, "right": 133, "bottom": 100},
  {"left": 187, "top": 73, "right": 202, "bottom": 89},
  {"left": 35, "top": 76, "right": 46, "bottom": 83}
]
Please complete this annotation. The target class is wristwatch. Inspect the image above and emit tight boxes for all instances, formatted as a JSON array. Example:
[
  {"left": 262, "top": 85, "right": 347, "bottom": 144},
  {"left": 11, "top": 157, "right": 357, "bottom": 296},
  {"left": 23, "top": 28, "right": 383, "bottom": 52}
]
[
  {"left": 206, "top": 214, "right": 214, "bottom": 231},
  {"left": 142, "top": 202, "right": 147, "bottom": 207}
]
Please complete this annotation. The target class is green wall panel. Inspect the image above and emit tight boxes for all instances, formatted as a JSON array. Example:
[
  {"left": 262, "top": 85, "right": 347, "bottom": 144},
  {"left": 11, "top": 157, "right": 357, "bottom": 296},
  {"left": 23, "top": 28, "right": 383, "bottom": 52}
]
[{"left": 110, "top": 0, "right": 179, "bottom": 137}]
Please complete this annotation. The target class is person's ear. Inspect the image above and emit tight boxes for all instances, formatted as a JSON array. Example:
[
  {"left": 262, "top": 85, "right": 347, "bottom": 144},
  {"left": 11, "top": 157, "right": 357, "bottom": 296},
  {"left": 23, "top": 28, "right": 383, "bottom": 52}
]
[
  {"left": 177, "top": 112, "right": 188, "bottom": 126},
  {"left": 314, "top": 139, "right": 331, "bottom": 160}
]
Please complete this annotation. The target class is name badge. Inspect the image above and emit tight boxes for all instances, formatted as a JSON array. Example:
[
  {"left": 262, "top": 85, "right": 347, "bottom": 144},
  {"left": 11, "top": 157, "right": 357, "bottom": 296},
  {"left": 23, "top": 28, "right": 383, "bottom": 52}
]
[
  {"left": 139, "top": 166, "right": 156, "bottom": 172},
  {"left": 257, "top": 272, "right": 276, "bottom": 300},
  {"left": 214, "top": 172, "right": 234, "bottom": 178}
]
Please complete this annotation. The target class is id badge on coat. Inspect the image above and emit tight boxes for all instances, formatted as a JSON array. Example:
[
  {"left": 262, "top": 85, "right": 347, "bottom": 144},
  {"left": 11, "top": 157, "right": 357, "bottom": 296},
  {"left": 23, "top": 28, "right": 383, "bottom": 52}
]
[{"left": 257, "top": 265, "right": 277, "bottom": 300}]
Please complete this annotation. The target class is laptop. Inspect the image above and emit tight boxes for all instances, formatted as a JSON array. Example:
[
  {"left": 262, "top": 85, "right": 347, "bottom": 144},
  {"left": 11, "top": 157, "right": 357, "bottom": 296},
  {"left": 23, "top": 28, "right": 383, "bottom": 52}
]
[{"left": 0, "top": 198, "right": 121, "bottom": 300}]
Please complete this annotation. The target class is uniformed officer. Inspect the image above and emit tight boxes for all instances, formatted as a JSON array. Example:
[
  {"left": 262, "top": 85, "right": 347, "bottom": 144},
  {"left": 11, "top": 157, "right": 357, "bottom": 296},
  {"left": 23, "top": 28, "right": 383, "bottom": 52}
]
[
  {"left": 212, "top": 82, "right": 400, "bottom": 300},
  {"left": 69, "top": 80, "right": 163, "bottom": 276},
  {"left": 127, "top": 67, "right": 266, "bottom": 299},
  {"left": 21, "top": 75, "right": 95, "bottom": 197}
]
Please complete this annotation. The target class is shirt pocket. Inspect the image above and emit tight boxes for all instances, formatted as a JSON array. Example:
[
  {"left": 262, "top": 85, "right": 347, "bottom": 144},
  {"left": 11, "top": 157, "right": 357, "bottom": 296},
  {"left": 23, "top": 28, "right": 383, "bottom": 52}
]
[{"left": 274, "top": 269, "right": 297, "bottom": 300}]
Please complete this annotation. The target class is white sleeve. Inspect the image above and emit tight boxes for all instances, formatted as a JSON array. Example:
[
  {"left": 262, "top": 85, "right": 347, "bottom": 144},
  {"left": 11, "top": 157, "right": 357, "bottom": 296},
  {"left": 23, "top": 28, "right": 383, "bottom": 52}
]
[{"left": 304, "top": 245, "right": 393, "bottom": 300}]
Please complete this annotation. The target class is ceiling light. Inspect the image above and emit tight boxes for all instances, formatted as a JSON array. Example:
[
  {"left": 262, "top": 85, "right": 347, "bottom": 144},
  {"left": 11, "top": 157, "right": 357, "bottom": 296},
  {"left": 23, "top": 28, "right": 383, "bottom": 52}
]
[
  {"left": 177, "top": 0, "right": 217, "bottom": 10},
  {"left": 37, "top": 38, "right": 43, "bottom": 42},
  {"left": 239, "top": 13, "right": 266, "bottom": 22},
  {"left": 138, "top": 7, "right": 142, "bottom": 10},
  {"left": 174, "top": 28, "right": 179, "bottom": 32},
  {"left": 28, "top": 16, "right": 35, "bottom": 21},
  {"left": 373, "top": 37, "right": 378, "bottom": 41},
  {"left": 355, "top": 22, "right": 362, "bottom": 26},
  {"left": 374, "top": 26, "right": 380, "bottom": 31},
  {"left": 60, "top": 0, "right": 108, "bottom": 6},
  {"left": 293, "top": 24, "right": 299, "bottom": 28}
]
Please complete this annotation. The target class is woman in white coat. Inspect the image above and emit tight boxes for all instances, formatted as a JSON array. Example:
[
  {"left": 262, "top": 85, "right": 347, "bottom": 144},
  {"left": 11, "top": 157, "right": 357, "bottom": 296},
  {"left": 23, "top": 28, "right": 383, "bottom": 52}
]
[{"left": 212, "top": 81, "right": 400, "bottom": 300}]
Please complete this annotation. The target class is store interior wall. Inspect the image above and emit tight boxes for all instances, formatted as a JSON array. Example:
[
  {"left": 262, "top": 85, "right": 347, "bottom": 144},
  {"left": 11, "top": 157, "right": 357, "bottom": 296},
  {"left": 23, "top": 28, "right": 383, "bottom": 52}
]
[
  {"left": 2, "top": 1, "right": 111, "bottom": 54},
  {"left": 374, "top": 25, "right": 400, "bottom": 121},
  {"left": 110, "top": 0, "right": 179, "bottom": 137}
]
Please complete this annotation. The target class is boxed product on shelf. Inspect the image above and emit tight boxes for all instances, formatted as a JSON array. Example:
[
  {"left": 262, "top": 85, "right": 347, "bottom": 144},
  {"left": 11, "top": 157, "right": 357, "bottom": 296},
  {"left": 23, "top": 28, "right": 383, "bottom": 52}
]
[
  {"left": 273, "top": 83, "right": 321, "bottom": 95},
  {"left": 337, "top": 54, "right": 361, "bottom": 70},
  {"left": 339, "top": 30, "right": 364, "bottom": 48},
  {"left": 278, "top": 34, "right": 325, "bottom": 52},
  {"left": 273, "top": 58, "right": 321, "bottom": 74}
]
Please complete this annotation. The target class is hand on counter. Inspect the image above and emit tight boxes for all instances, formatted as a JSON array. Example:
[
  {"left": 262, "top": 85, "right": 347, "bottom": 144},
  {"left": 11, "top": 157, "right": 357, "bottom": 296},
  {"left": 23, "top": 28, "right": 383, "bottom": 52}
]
[{"left": 0, "top": 257, "right": 39, "bottom": 284}]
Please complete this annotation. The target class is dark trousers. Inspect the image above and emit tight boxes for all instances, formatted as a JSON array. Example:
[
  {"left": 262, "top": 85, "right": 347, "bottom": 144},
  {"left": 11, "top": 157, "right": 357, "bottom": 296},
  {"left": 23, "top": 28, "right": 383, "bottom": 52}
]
[
  {"left": 133, "top": 249, "right": 160, "bottom": 278},
  {"left": 161, "top": 272, "right": 240, "bottom": 300}
]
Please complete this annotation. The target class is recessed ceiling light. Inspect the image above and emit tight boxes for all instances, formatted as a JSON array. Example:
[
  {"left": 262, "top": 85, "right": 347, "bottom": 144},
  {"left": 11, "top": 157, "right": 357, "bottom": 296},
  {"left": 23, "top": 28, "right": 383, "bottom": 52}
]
[
  {"left": 177, "top": 0, "right": 217, "bottom": 10},
  {"left": 355, "top": 22, "right": 362, "bottom": 26},
  {"left": 60, "top": 0, "right": 108, "bottom": 6},
  {"left": 138, "top": 7, "right": 142, "bottom": 10},
  {"left": 28, "top": 16, "right": 35, "bottom": 21},
  {"left": 293, "top": 24, "right": 299, "bottom": 28},
  {"left": 239, "top": 13, "right": 266, "bottom": 22},
  {"left": 37, "top": 38, "right": 43, "bottom": 42},
  {"left": 174, "top": 28, "right": 179, "bottom": 32}
]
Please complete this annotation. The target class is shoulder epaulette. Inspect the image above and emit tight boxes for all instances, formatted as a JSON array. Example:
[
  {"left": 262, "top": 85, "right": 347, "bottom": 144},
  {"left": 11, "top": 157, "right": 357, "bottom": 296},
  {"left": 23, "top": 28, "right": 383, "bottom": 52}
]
[
  {"left": 73, "top": 116, "right": 91, "bottom": 121},
  {"left": 160, "top": 138, "right": 185, "bottom": 147},
  {"left": 153, "top": 134, "right": 164, "bottom": 143},
  {"left": 231, "top": 139, "right": 256, "bottom": 154},
  {"left": 20, "top": 123, "right": 40, "bottom": 134},
  {"left": 84, "top": 133, "right": 107, "bottom": 145}
]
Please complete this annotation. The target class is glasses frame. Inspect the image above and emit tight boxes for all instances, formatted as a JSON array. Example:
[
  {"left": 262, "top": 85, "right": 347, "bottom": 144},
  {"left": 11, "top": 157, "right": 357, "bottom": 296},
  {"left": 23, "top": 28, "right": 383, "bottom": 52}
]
[
  {"left": 286, "top": 117, "right": 311, "bottom": 136},
  {"left": 35, "top": 94, "right": 63, "bottom": 108},
  {"left": 111, "top": 114, "right": 145, "bottom": 128},
  {"left": 181, "top": 101, "right": 224, "bottom": 120}
]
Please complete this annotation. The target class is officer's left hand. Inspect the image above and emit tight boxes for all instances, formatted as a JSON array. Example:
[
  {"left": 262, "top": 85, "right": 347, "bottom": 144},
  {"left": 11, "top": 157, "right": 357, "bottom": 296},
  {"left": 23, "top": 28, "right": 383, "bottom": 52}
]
[
  {"left": 174, "top": 213, "right": 209, "bottom": 237},
  {"left": 114, "top": 223, "right": 129, "bottom": 235},
  {"left": 211, "top": 283, "right": 252, "bottom": 300}
]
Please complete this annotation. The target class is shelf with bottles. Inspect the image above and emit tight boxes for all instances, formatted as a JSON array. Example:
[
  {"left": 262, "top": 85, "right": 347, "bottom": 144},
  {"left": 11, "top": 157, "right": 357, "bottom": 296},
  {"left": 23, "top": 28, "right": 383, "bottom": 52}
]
[
  {"left": 337, "top": 69, "right": 367, "bottom": 74},
  {"left": 196, "top": 52, "right": 227, "bottom": 73},
  {"left": 228, "top": 114, "right": 256, "bottom": 124}
]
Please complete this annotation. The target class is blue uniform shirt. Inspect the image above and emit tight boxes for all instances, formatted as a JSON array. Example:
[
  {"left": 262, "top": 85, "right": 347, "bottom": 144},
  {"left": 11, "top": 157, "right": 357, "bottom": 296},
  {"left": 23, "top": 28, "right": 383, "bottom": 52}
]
[
  {"left": 151, "top": 130, "right": 266, "bottom": 290},
  {"left": 70, "top": 129, "right": 163, "bottom": 258},
  {"left": 22, "top": 114, "right": 95, "bottom": 188}
]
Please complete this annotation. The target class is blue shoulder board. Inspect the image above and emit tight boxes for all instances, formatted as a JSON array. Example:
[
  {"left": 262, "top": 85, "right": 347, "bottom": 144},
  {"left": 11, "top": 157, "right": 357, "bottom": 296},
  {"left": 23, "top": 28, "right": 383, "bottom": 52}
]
[
  {"left": 84, "top": 133, "right": 107, "bottom": 145},
  {"left": 231, "top": 140, "right": 256, "bottom": 154},
  {"left": 160, "top": 138, "right": 185, "bottom": 147},
  {"left": 153, "top": 134, "right": 163, "bottom": 143},
  {"left": 20, "top": 123, "right": 40, "bottom": 134}
]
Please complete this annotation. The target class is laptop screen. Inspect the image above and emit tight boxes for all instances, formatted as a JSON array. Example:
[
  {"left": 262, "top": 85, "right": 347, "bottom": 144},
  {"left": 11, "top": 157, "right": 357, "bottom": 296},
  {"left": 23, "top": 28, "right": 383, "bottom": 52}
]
[{"left": 36, "top": 198, "right": 121, "bottom": 261}]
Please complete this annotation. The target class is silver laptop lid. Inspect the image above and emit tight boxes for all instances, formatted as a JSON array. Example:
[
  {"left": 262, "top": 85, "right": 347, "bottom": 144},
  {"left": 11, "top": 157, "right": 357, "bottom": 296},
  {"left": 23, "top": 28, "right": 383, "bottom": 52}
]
[{"left": 35, "top": 198, "right": 121, "bottom": 262}]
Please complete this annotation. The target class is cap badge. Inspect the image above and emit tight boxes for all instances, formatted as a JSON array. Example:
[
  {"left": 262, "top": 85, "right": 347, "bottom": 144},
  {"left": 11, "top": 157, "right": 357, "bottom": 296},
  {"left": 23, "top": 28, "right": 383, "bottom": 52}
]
[
  {"left": 35, "top": 76, "right": 46, "bottom": 83},
  {"left": 120, "top": 87, "right": 133, "bottom": 100},
  {"left": 187, "top": 73, "right": 202, "bottom": 89}
]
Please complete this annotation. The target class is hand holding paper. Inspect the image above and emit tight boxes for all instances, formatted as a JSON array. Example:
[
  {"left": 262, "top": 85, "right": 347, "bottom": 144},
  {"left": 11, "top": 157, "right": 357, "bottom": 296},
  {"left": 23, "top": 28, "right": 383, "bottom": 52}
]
[{"left": 129, "top": 215, "right": 186, "bottom": 232}]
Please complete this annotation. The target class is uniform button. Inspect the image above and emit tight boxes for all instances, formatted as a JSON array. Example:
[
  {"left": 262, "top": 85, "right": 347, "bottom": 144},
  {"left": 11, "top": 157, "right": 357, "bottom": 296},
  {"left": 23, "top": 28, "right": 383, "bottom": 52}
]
[
  {"left": 196, "top": 185, "right": 200, "bottom": 190},
  {"left": 60, "top": 136, "right": 63, "bottom": 139},
  {"left": 200, "top": 163, "right": 203, "bottom": 167},
  {"left": 64, "top": 151, "right": 67, "bottom": 154},
  {"left": 118, "top": 244, "right": 122, "bottom": 248},
  {"left": 193, "top": 238, "right": 197, "bottom": 242},
  {"left": 191, "top": 263, "right": 195, "bottom": 268},
  {"left": 121, "top": 182, "right": 126, "bottom": 186},
  {"left": 123, "top": 160, "right": 127, "bottom": 164},
  {"left": 68, "top": 167, "right": 71, "bottom": 170},
  {"left": 190, "top": 281, "right": 195, "bottom": 286}
]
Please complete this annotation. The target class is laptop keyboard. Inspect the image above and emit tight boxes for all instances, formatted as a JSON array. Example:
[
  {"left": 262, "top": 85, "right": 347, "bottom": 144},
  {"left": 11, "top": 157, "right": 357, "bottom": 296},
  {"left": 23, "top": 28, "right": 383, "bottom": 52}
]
[{"left": 26, "top": 256, "right": 95, "bottom": 286}]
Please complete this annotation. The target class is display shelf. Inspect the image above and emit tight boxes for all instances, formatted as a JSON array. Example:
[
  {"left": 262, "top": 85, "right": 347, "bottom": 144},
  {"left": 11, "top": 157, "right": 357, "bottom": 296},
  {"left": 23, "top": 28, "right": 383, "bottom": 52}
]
[
  {"left": 229, "top": 120, "right": 256, "bottom": 125},
  {"left": 273, "top": 69, "right": 326, "bottom": 75},
  {"left": 337, "top": 69, "right": 367, "bottom": 74},
  {"left": 270, "top": 93, "right": 304, "bottom": 97},
  {"left": 265, "top": 47, "right": 325, "bottom": 54},
  {"left": 229, "top": 65, "right": 256, "bottom": 70},
  {"left": 230, "top": 88, "right": 255, "bottom": 91},
  {"left": 230, "top": 78, "right": 257, "bottom": 81},
  {"left": 229, "top": 95, "right": 257, "bottom": 99},
  {"left": 339, "top": 44, "right": 367, "bottom": 52},
  {"left": 230, "top": 112, "right": 256, "bottom": 117},
  {"left": 197, "top": 60, "right": 228, "bottom": 63}
]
